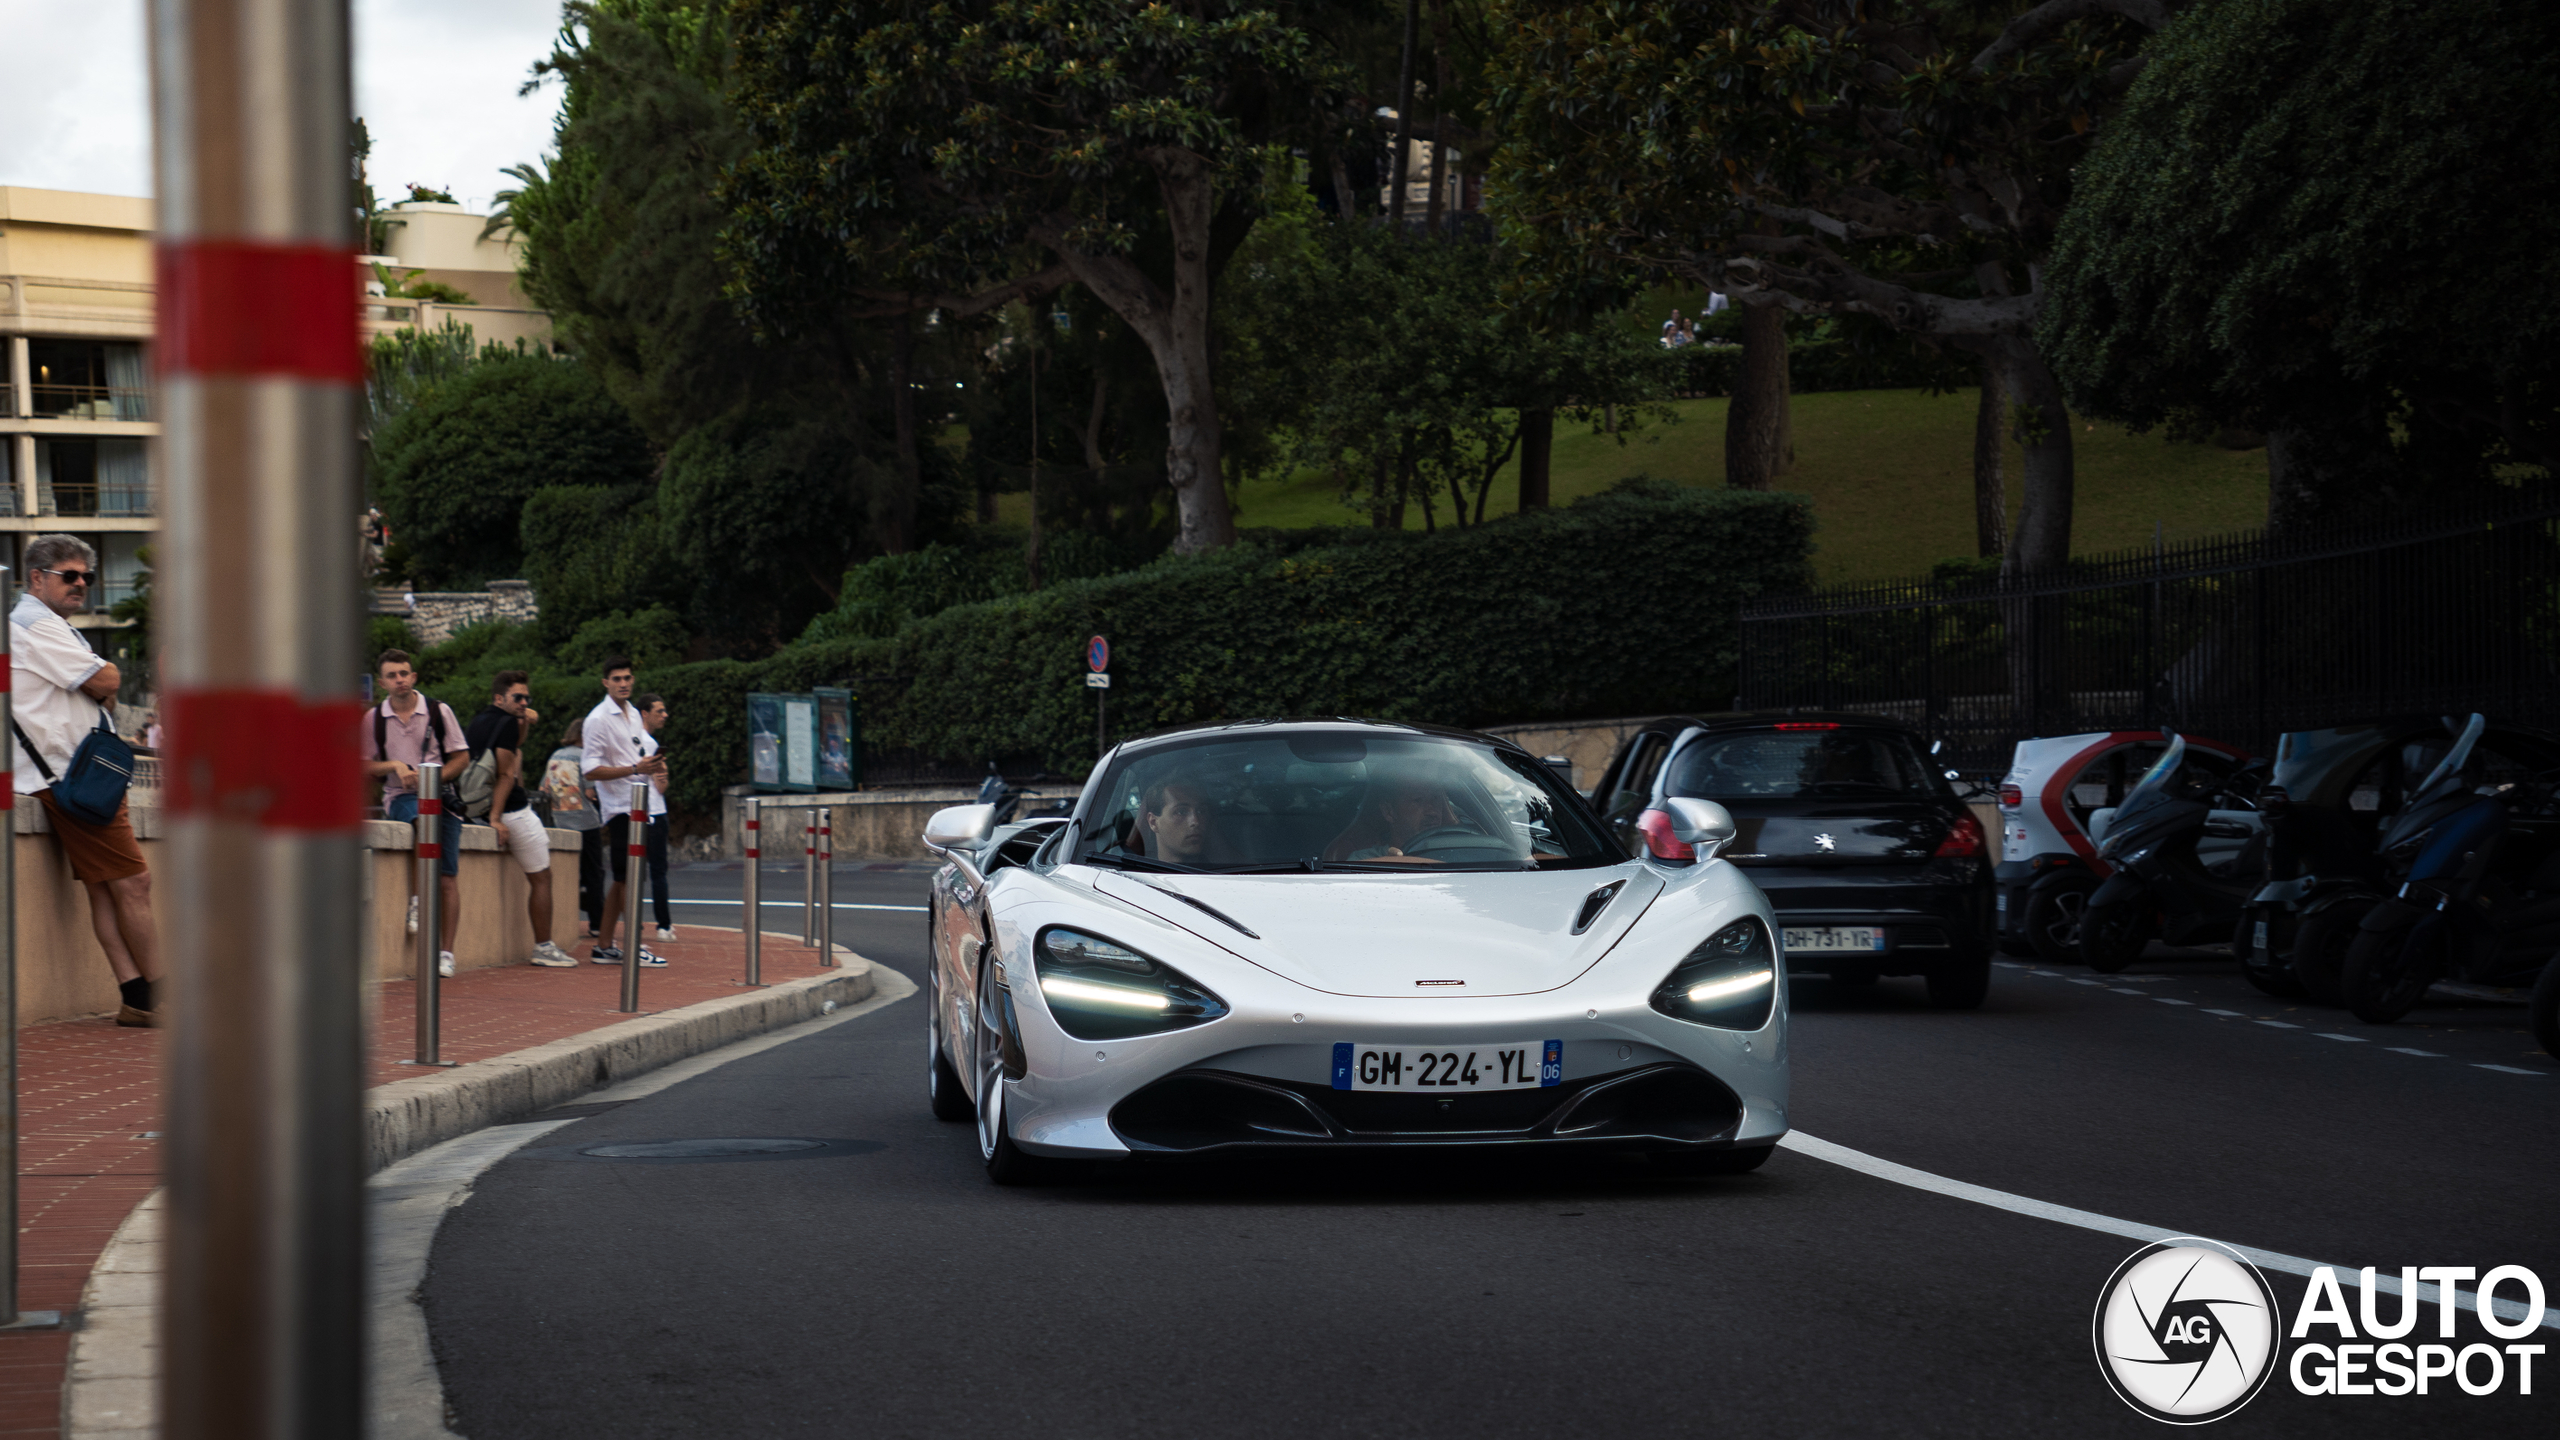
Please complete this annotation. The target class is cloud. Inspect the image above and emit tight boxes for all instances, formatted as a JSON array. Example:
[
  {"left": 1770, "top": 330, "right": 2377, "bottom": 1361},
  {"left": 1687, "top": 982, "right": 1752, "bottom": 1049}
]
[{"left": 0, "top": 0, "right": 562, "bottom": 215}]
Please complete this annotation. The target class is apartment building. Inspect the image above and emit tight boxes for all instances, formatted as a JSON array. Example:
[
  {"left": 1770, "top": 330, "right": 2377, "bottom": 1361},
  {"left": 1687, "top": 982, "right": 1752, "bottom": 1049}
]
[{"left": 0, "top": 187, "right": 550, "bottom": 630}]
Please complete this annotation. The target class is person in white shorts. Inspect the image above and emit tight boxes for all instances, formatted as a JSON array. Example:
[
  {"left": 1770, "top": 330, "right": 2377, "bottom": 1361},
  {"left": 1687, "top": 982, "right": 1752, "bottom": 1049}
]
[{"left": 465, "top": 671, "right": 575, "bottom": 967}]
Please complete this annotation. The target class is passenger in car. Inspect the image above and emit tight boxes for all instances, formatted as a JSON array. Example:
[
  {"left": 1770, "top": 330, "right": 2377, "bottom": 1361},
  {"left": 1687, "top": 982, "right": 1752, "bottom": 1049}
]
[{"left": 1139, "top": 775, "right": 1216, "bottom": 865}]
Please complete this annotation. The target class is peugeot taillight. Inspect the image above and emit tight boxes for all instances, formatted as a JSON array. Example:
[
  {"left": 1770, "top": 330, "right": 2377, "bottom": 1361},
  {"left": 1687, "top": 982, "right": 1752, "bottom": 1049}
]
[
  {"left": 1935, "top": 813, "right": 1985, "bottom": 857},
  {"left": 1773, "top": 721, "right": 1840, "bottom": 731},
  {"left": 1635, "top": 808, "right": 1695, "bottom": 861},
  {"left": 1997, "top": 784, "right": 2023, "bottom": 809}
]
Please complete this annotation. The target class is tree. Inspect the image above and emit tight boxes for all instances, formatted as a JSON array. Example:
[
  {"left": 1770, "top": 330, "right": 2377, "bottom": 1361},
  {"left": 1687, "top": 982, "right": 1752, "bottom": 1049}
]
[
  {"left": 371, "top": 351, "right": 651, "bottom": 586},
  {"left": 2039, "top": 0, "right": 2560, "bottom": 531},
  {"left": 1487, "top": 0, "right": 2178, "bottom": 576},
  {"left": 721, "top": 0, "right": 1337, "bottom": 554}
]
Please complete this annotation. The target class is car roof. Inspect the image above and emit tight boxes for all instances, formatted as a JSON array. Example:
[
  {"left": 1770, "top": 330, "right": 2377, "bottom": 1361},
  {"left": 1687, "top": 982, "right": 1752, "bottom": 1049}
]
[
  {"left": 1110, "top": 716, "right": 1538, "bottom": 760},
  {"left": 1647, "top": 710, "right": 1923, "bottom": 736}
]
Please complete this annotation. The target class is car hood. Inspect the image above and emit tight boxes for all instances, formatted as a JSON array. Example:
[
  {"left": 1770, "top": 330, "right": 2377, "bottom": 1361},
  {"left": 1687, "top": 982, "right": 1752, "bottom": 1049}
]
[{"left": 1085, "top": 866, "right": 1664, "bottom": 998}]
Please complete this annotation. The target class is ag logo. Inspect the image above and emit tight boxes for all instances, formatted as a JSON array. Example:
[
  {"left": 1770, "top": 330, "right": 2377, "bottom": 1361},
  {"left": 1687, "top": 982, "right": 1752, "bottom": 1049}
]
[{"left": 2094, "top": 1239, "right": 2280, "bottom": 1424}]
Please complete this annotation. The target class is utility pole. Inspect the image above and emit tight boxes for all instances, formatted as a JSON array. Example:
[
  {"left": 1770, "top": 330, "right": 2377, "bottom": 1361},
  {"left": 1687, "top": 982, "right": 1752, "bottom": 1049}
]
[{"left": 152, "top": 0, "right": 370, "bottom": 1430}]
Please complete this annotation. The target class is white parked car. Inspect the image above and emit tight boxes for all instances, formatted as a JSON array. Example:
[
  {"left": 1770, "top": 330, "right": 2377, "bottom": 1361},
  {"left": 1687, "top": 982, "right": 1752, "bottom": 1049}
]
[
  {"left": 1993, "top": 730, "right": 2258, "bottom": 961},
  {"left": 923, "top": 720, "right": 1790, "bottom": 1184}
]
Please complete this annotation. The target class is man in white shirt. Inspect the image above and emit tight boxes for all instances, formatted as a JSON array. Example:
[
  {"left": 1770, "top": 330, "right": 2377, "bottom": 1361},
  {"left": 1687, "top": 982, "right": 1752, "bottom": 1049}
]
[
  {"left": 580, "top": 656, "right": 667, "bottom": 964},
  {"left": 11, "top": 535, "right": 163, "bottom": 1026}
]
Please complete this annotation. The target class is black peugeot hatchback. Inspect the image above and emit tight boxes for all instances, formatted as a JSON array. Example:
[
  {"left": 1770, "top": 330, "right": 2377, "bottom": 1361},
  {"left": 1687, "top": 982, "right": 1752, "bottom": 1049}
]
[{"left": 1587, "top": 712, "right": 1994, "bottom": 1007}]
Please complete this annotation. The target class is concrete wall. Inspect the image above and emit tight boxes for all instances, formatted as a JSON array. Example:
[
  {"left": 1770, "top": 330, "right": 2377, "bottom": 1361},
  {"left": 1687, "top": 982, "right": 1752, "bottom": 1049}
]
[
  {"left": 1478, "top": 716, "right": 1682, "bottom": 795},
  {"left": 717, "top": 785, "right": 1083, "bottom": 861},
  {"left": 374, "top": 579, "right": 539, "bottom": 645},
  {"left": 9, "top": 802, "right": 584, "bottom": 1027}
]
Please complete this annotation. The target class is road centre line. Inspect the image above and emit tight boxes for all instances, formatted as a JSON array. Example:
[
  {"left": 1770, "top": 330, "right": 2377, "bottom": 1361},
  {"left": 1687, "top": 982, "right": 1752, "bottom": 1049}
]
[
  {"left": 2314, "top": 1033, "right": 2368, "bottom": 1043},
  {"left": 2387, "top": 1047, "right": 2446, "bottom": 1057},
  {"left": 2154, "top": 998, "right": 2193, "bottom": 1005},
  {"left": 2476, "top": 1064, "right": 2543, "bottom": 1076},
  {"left": 1776, "top": 1130, "right": 2557, "bottom": 1333},
  {"left": 2257, "top": 1020, "right": 2302, "bottom": 1029},
  {"left": 669, "top": 899, "right": 930, "bottom": 913},
  {"left": 2202, "top": 1009, "right": 2247, "bottom": 1017}
]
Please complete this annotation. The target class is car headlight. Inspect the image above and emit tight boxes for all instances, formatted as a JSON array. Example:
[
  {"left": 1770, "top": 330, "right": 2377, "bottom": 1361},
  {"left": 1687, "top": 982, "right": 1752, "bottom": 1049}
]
[
  {"left": 1648, "top": 918, "right": 1777, "bottom": 1031},
  {"left": 1031, "top": 927, "right": 1230, "bottom": 1041}
]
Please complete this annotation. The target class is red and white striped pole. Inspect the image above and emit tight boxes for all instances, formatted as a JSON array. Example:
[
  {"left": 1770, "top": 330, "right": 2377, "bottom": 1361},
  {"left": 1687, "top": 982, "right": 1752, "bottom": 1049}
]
[
  {"left": 150, "top": 0, "right": 369, "bottom": 1428},
  {"left": 410, "top": 769, "right": 450, "bottom": 1064},
  {"left": 816, "top": 813, "right": 834, "bottom": 966}
]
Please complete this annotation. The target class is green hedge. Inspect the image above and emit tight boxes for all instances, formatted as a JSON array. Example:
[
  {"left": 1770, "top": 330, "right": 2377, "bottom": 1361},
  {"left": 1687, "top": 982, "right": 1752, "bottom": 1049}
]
[{"left": 628, "top": 482, "right": 1812, "bottom": 815}]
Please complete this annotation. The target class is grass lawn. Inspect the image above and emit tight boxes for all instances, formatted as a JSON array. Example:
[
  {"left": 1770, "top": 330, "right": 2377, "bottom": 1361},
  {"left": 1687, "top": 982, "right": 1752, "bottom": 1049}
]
[{"left": 1225, "top": 389, "right": 2270, "bottom": 585}]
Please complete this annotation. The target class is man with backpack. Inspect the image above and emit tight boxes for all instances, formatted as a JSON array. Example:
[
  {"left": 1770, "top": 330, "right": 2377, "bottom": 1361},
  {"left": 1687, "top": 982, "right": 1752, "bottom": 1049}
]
[
  {"left": 464, "top": 671, "right": 575, "bottom": 967},
  {"left": 12, "top": 535, "right": 162, "bottom": 1026},
  {"left": 363, "top": 649, "right": 467, "bottom": 976}
]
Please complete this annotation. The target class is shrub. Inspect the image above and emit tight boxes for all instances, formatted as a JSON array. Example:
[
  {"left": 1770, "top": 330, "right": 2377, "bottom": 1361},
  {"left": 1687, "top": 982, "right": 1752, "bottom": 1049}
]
[{"left": 638, "top": 482, "right": 1812, "bottom": 815}]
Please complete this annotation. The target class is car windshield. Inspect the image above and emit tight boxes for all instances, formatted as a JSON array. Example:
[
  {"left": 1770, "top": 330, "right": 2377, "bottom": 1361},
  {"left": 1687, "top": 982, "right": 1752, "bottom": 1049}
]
[
  {"left": 1072, "top": 730, "right": 1620, "bottom": 872},
  {"left": 1663, "top": 728, "right": 1949, "bottom": 802}
]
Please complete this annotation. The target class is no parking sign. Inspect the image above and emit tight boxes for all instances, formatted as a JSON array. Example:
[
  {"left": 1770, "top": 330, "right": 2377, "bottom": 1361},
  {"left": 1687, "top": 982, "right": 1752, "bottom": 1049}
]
[{"left": 1086, "top": 635, "right": 1110, "bottom": 672}]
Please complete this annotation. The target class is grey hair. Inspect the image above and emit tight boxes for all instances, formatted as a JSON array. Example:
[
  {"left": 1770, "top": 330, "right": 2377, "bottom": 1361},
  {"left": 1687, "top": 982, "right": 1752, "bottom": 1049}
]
[{"left": 23, "top": 535, "right": 97, "bottom": 575}]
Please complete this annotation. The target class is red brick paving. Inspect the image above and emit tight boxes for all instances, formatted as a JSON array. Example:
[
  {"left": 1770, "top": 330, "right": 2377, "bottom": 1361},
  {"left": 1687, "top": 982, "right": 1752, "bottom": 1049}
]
[{"left": 0, "top": 923, "right": 834, "bottom": 1437}]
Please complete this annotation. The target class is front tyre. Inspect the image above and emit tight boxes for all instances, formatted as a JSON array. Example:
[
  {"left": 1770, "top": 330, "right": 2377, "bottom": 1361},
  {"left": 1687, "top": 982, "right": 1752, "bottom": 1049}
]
[
  {"left": 2341, "top": 918, "right": 2439, "bottom": 1024},
  {"left": 2530, "top": 956, "right": 2560, "bottom": 1061},
  {"left": 974, "top": 956, "right": 1062, "bottom": 1185},
  {"left": 2078, "top": 897, "right": 2154, "bottom": 973},
  {"left": 2292, "top": 899, "right": 2374, "bottom": 1006},
  {"left": 1925, "top": 950, "right": 1992, "bottom": 1010},
  {"left": 2024, "top": 877, "right": 2096, "bottom": 964}
]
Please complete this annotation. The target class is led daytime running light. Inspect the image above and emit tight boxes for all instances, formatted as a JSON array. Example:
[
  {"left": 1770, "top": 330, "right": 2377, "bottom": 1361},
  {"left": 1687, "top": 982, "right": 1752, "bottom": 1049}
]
[
  {"left": 1686, "top": 968, "right": 1773, "bottom": 1004},
  {"left": 1039, "top": 975, "right": 1172, "bottom": 1012}
]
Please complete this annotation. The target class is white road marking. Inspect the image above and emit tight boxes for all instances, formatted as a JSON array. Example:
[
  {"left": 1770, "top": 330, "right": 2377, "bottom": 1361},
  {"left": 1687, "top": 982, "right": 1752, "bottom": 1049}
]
[
  {"left": 2313, "top": 1033, "right": 2367, "bottom": 1043},
  {"left": 2202, "top": 1009, "right": 2246, "bottom": 1017},
  {"left": 2475, "top": 1064, "right": 2544, "bottom": 1076},
  {"left": 2066, "top": 978, "right": 2103, "bottom": 986},
  {"left": 671, "top": 898, "right": 930, "bottom": 913},
  {"left": 1995, "top": 962, "right": 2027, "bottom": 969},
  {"left": 2109, "top": 988, "right": 2146, "bottom": 995},
  {"left": 2256, "top": 1020, "right": 2302, "bottom": 1029},
  {"left": 2030, "top": 971, "right": 2060, "bottom": 977},
  {"left": 2154, "top": 998, "right": 2193, "bottom": 1006},
  {"left": 2386, "top": 1047, "right": 2445, "bottom": 1057},
  {"left": 1777, "top": 1130, "right": 2558, "bottom": 1333}
]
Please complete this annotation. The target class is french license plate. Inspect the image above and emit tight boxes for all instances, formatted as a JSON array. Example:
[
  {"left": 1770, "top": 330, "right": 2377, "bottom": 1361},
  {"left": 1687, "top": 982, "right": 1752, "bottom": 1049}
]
[
  {"left": 1784, "top": 926, "right": 1885, "bottom": 953},
  {"left": 1995, "top": 892, "right": 2009, "bottom": 914},
  {"left": 1332, "top": 1041, "right": 1561, "bottom": 1092}
]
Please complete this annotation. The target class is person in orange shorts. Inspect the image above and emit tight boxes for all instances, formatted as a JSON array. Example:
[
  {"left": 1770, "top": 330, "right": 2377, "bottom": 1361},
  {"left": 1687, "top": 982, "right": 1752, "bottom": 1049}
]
[{"left": 11, "top": 535, "right": 162, "bottom": 1027}]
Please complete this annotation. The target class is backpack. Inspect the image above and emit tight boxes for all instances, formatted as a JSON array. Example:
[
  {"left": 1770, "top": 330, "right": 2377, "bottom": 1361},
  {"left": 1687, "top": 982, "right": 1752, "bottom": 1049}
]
[{"left": 454, "top": 744, "right": 502, "bottom": 821}]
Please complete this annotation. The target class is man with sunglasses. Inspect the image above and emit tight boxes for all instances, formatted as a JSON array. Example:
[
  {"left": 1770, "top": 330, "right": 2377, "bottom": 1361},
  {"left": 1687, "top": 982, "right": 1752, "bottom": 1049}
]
[{"left": 12, "top": 535, "right": 163, "bottom": 1026}]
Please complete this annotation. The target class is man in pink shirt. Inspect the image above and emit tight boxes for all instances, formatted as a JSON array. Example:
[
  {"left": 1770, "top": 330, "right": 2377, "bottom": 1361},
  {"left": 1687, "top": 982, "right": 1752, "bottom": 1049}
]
[{"left": 362, "top": 649, "right": 468, "bottom": 976}]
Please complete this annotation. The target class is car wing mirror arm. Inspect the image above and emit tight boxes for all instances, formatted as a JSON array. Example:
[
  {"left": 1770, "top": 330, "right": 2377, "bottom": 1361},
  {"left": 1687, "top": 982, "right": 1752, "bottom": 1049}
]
[
  {"left": 924, "top": 803, "right": 996, "bottom": 887},
  {"left": 1661, "top": 798, "right": 1739, "bottom": 860}
]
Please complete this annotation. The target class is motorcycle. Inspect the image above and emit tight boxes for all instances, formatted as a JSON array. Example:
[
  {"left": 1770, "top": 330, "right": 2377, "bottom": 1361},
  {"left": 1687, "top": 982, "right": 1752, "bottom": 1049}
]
[
  {"left": 975, "top": 767, "right": 1023, "bottom": 828},
  {"left": 2077, "top": 734, "right": 2269, "bottom": 973},
  {"left": 2236, "top": 728, "right": 2411, "bottom": 1001},
  {"left": 2338, "top": 716, "right": 2560, "bottom": 1023}
]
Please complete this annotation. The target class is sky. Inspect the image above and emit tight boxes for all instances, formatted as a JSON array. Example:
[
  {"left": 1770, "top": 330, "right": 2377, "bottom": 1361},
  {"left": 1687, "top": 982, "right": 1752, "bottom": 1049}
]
[{"left": 0, "top": 0, "right": 564, "bottom": 215}]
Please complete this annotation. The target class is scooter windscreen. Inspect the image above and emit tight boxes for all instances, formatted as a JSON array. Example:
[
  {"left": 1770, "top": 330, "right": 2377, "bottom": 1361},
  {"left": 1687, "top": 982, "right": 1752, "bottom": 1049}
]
[
  {"left": 2375, "top": 713, "right": 2485, "bottom": 854},
  {"left": 2097, "top": 734, "right": 2188, "bottom": 859}
]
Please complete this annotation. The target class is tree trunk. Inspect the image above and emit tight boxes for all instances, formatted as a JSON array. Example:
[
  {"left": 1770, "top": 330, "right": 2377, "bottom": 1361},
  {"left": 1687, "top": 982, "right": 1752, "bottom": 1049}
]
[
  {"left": 880, "top": 312, "right": 921, "bottom": 553},
  {"left": 1726, "top": 302, "right": 1793, "bottom": 489},
  {"left": 1517, "top": 407, "right": 1553, "bottom": 510},
  {"left": 1025, "top": 343, "right": 1042, "bottom": 590},
  {"left": 1330, "top": 151, "right": 1358, "bottom": 220},
  {"left": 1993, "top": 339, "right": 2073, "bottom": 580},
  {"left": 1031, "top": 150, "right": 1236, "bottom": 554},
  {"left": 1973, "top": 364, "right": 2007, "bottom": 558},
  {"left": 1424, "top": 0, "right": 1450, "bottom": 235},
  {"left": 1389, "top": 0, "right": 1419, "bottom": 227}
]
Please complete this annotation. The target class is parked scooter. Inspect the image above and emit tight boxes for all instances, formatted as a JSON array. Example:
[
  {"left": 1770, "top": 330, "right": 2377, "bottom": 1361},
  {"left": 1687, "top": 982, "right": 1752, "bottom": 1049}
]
[
  {"left": 2236, "top": 729, "right": 2404, "bottom": 1000},
  {"left": 2338, "top": 716, "right": 2560, "bottom": 1022},
  {"left": 976, "top": 766, "right": 1023, "bottom": 827},
  {"left": 2077, "top": 734, "right": 2269, "bottom": 973}
]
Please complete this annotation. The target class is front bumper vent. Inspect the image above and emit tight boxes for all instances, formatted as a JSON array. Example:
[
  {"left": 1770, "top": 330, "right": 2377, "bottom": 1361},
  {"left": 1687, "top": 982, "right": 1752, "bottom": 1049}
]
[{"left": 1108, "top": 1064, "right": 1744, "bottom": 1155}]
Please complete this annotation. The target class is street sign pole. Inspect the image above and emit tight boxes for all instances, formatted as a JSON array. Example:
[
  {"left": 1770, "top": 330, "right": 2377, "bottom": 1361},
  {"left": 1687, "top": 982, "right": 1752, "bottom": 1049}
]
[
  {"left": 154, "top": 0, "right": 370, "bottom": 1423},
  {"left": 1087, "top": 635, "right": 1110, "bottom": 759}
]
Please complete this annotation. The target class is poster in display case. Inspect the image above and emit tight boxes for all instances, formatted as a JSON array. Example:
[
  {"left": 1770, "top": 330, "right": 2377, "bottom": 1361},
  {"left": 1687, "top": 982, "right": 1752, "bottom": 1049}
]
[{"left": 815, "top": 688, "right": 857, "bottom": 789}]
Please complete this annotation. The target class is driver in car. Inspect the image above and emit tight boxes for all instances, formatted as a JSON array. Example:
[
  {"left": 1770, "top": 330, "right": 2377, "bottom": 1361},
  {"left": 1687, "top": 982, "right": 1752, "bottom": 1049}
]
[
  {"left": 1139, "top": 776, "right": 1215, "bottom": 866},
  {"left": 1346, "top": 770, "right": 1474, "bottom": 862}
]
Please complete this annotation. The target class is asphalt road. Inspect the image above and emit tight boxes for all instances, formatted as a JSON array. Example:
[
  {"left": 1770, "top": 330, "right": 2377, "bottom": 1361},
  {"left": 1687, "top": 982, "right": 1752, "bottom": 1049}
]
[{"left": 423, "top": 860, "right": 2558, "bottom": 1438}]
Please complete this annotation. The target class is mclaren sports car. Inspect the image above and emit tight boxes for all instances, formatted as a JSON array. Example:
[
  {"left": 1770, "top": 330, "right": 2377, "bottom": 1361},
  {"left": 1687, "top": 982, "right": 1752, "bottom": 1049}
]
[{"left": 922, "top": 720, "right": 1791, "bottom": 1183}]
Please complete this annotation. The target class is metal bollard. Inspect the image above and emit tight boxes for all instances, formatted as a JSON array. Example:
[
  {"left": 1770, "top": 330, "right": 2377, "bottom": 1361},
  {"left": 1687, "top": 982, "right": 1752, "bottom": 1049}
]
[
  {"left": 412, "top": 768, "right": 451, "bottom": 1066},
  {"left": 621, "top": 779, "right": 647, "bottom": 1013},
  {"left": 817, "top": 812, "right": 834, "bottom": 966},
  {"left": 802, "top": 812, "right": 817, "bottom": 945},
  {"left": 742, "top": 797, "right": 762, "bottom": 986}
]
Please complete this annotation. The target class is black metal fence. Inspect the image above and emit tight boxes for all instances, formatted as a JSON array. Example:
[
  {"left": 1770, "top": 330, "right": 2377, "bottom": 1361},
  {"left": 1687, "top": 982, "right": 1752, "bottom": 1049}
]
[{"left": 1737, "top": 495, "right": 2560, "bottom": 772}]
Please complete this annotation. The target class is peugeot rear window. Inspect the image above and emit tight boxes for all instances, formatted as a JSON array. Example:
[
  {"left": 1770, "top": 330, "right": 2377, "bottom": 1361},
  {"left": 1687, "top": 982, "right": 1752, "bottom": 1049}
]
[{"left": 1663, "top": 729, "right": 1950, "bottom": 802}]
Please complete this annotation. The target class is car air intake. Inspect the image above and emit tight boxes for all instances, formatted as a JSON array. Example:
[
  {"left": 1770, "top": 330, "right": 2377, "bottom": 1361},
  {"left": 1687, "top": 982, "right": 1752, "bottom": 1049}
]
[{"left": 1573, "top": 881, "right": 1626, "bottom": 935}]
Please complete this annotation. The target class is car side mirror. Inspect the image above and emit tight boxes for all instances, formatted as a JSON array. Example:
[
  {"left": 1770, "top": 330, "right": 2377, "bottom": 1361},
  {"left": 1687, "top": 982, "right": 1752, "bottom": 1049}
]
[
  {"left": 1661, "top": 797, "right": 1738, "bottom": 859},
  {"left": 924, "top": 803, "right": 996, "bottom": 852}
]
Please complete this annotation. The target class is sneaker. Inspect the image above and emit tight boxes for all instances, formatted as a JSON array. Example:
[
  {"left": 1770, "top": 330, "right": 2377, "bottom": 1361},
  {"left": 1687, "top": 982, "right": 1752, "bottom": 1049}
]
[
  {"left": 655, "top": 926, "right": 679, "bottom": 942},
  {"left": 438, "top": 951, "right": 456, "bottom": 978},
  {"left": 638, "top": 949, "right": 668, "bottom": 968},
  {"left": 407, "top": 894, "right": 420, "bottom": 935},
  {"left": 530, "top": 942, "right": 577, "bottom": 968},
  {"left": 590, "top": 945, "right": 622, "bottom": 964},
  {"left": 115, "top": 1004, "right": 158, "bottom": 1029}
]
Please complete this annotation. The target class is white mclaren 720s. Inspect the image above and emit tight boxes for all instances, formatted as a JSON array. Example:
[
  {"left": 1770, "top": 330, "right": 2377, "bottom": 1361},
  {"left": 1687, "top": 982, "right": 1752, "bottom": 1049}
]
[{"left": 921, "top": 719, "right": 1789, "bottom": 1183}]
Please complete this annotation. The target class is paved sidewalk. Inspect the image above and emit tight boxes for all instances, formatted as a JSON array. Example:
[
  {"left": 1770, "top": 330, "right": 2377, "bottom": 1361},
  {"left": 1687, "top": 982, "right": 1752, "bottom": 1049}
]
[{"left": 0, "top": 924, "right": 847, "bottom": 1438}]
